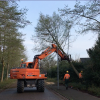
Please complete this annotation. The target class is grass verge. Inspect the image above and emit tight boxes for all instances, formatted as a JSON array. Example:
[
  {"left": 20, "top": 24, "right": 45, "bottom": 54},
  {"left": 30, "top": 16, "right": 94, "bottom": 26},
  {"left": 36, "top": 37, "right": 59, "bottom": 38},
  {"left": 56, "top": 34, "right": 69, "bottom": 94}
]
[
  {"left": 69, "top": 82, "right": 100, "bottom": 97},
  {"left": 0, "top": 79, "right": 17, "bottom": 90},
  {"left": 88, "top": 86, "right": 100, "bottom": 97}
]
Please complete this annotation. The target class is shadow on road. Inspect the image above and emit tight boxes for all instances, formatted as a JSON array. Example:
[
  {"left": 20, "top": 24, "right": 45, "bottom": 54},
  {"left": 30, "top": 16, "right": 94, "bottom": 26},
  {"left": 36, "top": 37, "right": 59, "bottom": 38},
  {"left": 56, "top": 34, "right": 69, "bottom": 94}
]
[{"left": 23, "top": 87, "right": 38, "bottom": 93}]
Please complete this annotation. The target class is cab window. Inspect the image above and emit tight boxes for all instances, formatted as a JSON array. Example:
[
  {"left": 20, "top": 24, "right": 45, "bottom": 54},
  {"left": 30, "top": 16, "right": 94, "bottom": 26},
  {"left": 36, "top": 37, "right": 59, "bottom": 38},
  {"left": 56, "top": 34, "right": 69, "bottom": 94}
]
[
  {"left": 21, "top": 64, "right": 26, "bottom": 68},
  {"left": 28, "top": 63, "right": 33, "bottom": 68}
]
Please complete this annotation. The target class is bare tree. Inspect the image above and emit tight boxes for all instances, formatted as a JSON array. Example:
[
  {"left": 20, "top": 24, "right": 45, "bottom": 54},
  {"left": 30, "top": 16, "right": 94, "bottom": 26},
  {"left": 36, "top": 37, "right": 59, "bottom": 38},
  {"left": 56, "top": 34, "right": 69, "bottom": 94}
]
[
  {"left": 59, "top": 0, "right": 100, "bottom": 35},
  {"left": 33, "top": 12, "right": 73, "bottom": 53},
  {"left": 32, "top": 12, "right": 79, "bottom": 76}
]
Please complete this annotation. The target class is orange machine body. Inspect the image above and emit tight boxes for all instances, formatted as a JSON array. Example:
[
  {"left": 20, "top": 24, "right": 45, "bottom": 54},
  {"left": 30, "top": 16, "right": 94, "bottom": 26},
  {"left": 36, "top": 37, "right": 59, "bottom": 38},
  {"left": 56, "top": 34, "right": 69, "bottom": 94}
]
[
  {"left": 10, "top": 62, "right": 47, "bottom": 79},
  {"left": 10, "top": 44, "right": 70, "bottom": 80}
]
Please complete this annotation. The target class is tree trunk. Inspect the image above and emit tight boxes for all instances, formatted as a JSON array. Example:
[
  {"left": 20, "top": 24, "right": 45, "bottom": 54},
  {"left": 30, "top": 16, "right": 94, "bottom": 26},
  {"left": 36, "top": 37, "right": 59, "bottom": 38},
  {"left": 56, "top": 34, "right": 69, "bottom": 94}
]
[
  {"left": 56, "top": 42, "right": 79, "bottom": 77},
  {"left": 1, "top": 58, "right": 4, "bottom": 82},
  {"left": 6, "top": 63, "right": 9, "bottom": 80},
  {"left": 69, "top": 62, "right": 79, "bottom": 77}
]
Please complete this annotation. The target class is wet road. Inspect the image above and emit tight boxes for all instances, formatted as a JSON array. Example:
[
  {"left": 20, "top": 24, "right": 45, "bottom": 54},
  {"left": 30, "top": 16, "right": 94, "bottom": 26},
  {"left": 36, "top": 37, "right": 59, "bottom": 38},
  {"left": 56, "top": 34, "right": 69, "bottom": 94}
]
[{"left": 0, "top": 87, "right": 62, "bottom": 100}]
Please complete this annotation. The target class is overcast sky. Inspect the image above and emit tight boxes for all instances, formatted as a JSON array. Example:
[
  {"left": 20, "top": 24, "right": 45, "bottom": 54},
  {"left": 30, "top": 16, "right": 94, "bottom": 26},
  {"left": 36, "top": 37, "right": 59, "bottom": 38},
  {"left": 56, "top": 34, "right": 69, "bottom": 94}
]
[{"left": 17, "top": 1, "right": 97, "bottom": 62}]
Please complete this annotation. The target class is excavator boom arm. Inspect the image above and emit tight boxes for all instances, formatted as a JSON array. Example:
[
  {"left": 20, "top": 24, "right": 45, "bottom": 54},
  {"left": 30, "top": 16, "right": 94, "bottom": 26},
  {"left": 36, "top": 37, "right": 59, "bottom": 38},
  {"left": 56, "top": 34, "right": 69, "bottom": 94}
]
[
  {"left": 32, "top": 43, "right": 79, "bottom": 77},
  {"left": 33, "top": 44, "right": 70, "bottom": 69}
]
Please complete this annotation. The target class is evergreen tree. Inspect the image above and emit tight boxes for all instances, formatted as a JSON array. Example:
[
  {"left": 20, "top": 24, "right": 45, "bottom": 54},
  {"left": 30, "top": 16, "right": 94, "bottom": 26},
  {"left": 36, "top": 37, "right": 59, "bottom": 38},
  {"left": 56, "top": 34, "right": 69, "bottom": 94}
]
[{"left": 85, "top": 37, "right": 100, "bottom": 86}]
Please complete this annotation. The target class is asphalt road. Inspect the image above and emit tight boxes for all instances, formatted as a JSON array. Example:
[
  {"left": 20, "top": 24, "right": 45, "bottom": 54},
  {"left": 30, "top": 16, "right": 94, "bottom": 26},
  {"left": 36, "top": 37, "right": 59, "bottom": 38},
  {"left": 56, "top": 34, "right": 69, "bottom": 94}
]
[{"left": 0, "top": 87, "right": 63, "bottom": 100}]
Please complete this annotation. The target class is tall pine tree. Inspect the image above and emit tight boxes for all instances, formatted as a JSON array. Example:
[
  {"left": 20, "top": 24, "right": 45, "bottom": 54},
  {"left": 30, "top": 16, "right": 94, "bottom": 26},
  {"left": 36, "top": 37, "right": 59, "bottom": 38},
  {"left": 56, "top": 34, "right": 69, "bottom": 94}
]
[{"left": 85, "top": 37, "right": 100, "bottom": 86}]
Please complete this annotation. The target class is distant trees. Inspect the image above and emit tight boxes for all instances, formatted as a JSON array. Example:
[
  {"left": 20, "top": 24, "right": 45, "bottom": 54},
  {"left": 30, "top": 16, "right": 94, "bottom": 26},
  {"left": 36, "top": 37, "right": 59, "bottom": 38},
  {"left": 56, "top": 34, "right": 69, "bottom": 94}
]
[
  {"left": 0, "top": 1, "right": 30, "bottom": 82},
  {"left": 40, "top": 55, "right": 56, "bottom": 74}
]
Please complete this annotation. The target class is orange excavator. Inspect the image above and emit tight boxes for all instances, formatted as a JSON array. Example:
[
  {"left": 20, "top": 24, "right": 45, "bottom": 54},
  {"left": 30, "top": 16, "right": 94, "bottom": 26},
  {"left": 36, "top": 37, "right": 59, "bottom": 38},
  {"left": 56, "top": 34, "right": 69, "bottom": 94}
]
[{"left": 10, "top": 44, "right": 70, "bottom": 93}]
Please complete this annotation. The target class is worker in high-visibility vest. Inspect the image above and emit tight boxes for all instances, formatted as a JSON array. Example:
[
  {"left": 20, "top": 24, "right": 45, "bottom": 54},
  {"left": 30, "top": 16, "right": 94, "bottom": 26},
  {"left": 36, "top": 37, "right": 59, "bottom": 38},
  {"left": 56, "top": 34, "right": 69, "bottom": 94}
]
[
  {"left": 63, "top": 71, "right": 70, "bottom": 89},
  {"left": 79, "top": 71, "right": 83, "bottom": 83},
  {"left": 79, "top": 71, "right": 83, "bottom": 78}
]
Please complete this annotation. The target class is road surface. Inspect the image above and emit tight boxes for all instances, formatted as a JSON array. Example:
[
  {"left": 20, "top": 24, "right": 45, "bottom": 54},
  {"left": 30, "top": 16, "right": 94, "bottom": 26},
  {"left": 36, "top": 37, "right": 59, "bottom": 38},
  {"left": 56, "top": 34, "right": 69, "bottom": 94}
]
[{"left": 0, "top": 87, "right": 63, "bottom": 100}]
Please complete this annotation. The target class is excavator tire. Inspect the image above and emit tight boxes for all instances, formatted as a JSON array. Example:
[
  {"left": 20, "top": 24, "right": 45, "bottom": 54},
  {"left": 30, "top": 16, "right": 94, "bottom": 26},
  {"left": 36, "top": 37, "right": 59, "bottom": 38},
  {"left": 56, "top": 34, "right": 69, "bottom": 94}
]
[
  {"left": 17, "top": 79, "right": 24, "bottom": 93},
  {"left": 37, "top": 79, "right": 44, "bottom": 92}
]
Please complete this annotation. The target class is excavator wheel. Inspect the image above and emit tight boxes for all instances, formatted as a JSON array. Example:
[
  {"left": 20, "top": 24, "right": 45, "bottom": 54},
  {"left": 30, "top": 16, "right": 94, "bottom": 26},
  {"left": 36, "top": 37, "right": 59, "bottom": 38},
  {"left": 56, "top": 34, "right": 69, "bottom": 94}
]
[
  {"left": 17, "top": 79, "right": 24, "bottom": 93},
  {"left": 37, "top": 79, "right": 44, "bottom": 92}
]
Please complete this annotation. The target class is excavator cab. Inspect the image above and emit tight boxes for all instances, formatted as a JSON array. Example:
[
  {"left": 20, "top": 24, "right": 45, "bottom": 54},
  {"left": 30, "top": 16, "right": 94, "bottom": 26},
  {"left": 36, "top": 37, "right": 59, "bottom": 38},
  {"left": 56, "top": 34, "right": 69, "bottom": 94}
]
[
  {"left": 20, "top": 62, "right": 33, "bottom": 68},
  {"left": 21, "top": 63, "right": 26, "bottom": 68},
  {"left": 27, "top": 63, "right": 33, "bottom": 68}
]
